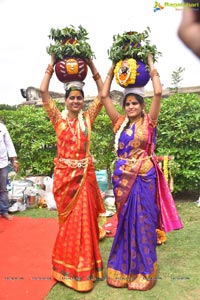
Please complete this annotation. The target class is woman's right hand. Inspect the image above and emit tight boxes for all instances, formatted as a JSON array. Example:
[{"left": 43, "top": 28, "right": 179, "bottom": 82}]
[{"left": 147, "top": 54, "right": 154, "bottom": 70}]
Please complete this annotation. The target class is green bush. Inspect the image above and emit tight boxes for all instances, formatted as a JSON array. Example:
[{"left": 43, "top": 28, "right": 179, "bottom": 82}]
[
  {"left": 90, "top": 107, "right": 117, "bottom": 189},
  {"left": 155, "top": 93, "right": 200, "bottom": 193},
  {"left": 0, "top": 105, "right": 56, "bottom": 176},
  {"left": 0, "top": 93, "right": 199, "bottom": 193}
]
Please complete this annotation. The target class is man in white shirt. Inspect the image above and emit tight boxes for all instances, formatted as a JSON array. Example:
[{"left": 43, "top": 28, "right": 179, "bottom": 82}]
[{"left": 0, "top": 122, "right": 19, "bottom": 220}]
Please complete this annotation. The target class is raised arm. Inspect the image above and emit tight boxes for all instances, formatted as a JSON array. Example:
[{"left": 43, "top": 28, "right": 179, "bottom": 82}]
[
  {"left": 148, "top": 54, "right": 162, "bottom": 121},
  {"left": 40, "top": 54, "right": 56, "bottom": 104},
  {"left": 86, "top": 59, "right": 103, "bottom": 98},
  {"left": 101, "top": 64, "right": 120, "bottom": 123}
]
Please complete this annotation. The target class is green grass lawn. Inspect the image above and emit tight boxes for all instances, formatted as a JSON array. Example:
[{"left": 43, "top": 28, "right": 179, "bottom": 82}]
[{"left": 13, "top": 199, "right": 200, "bottom": 300}]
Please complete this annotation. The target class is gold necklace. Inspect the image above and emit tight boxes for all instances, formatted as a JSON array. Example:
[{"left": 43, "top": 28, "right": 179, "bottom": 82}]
[
  {"left": 126, "top": 126, "right": 133, "bottom": 136},
  {"left": 67, "top": 119, "right": 77, "bottom": 142},
  {"left": 125, "top": 119, "right": 140, "bottom": 136}
]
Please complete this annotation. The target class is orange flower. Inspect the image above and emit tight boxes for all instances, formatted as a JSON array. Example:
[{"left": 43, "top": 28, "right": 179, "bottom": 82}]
[{"left": 156, "top": 229, "right": 167, "bottom": 245}]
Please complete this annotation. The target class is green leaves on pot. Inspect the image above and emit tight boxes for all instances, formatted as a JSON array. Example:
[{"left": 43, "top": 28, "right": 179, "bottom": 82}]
[
  {"left": 108, "top": 27, "right": 162, "bottom": 65},
  {"left": 46, "top": 25, "right": 95, "bottom": 60}
]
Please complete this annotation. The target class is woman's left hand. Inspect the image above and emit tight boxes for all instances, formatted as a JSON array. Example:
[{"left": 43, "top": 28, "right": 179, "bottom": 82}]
[
  {"left": 85, "top": 57, "right": 93, "bottom": 67},
  {"left": 50, "top": 53, "right": 56, "bottom": 66}
]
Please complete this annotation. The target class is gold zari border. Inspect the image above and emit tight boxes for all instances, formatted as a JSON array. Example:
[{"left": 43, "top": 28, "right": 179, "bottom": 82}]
[
  {"left": 52, "top": 269, "right": 104, "bottom": 292},
  {"left": 107, "top": 262, "right": 158, "bottom": 291}
]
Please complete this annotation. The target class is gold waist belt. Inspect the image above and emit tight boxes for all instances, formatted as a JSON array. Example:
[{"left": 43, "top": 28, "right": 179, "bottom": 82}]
[
  {"left": 59, "top": 157, "right": 90, "bottom": 168},
  {"left": 117, "top": 155, "right": 152, "bottom": 164}
]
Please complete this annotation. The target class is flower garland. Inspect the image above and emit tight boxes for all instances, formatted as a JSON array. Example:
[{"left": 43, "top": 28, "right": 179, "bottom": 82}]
[
  {"left": 114, "top": 116, "right": 129, "bottom": 154},
  {"left": 61, "top": 108, "right": 68, "bottom": 120},
  {"left": 114, "top": 58, "right": 137, "bottom": 87},
  {"left": 78, "top": 110, "right": 86, "bottom": 132},
  {"left": 61, "top": 109, "right": 86, "bottom": 132},
  {"left": 157, "top": 155, "right": 175, "bottom": 191}
]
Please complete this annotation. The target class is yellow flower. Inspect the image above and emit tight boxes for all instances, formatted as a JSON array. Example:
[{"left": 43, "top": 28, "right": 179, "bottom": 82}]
[{"left": 114, "top": 58, "right": 137, "bottom": 87}]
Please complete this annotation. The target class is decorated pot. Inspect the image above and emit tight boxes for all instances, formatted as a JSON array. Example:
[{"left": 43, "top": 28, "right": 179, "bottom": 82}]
[
  {"left": 114, "top": 58, "right": 150, "bottom": 88},
  {"left": 55, "top": 57, "right": 88, "bottom": 83}
]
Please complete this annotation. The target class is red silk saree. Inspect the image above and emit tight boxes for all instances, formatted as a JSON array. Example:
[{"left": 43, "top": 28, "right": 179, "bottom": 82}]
[{"left": 43, "top": 97, "right": 105, "bottom": 291}]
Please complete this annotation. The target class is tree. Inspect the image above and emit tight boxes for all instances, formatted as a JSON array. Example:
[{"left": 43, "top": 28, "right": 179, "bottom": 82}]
[{"left": 170, "top": 66, "right": 185, "bottom": 93}]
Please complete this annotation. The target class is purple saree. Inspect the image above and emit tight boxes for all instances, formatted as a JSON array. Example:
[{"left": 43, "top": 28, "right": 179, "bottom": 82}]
[{"left": 107, "top": 114, "right": 183, "bottom": 290}]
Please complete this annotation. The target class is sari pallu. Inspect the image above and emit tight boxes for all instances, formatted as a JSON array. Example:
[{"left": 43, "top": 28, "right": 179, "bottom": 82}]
[
  {"left": 43, "top": 98, "right": 105, "bottom": 292},
  {"left": 107, "top": 114, "right": 183, "bottom": 290}
]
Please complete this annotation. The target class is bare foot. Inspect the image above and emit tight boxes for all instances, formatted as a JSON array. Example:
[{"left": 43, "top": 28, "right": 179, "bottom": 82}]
[{"left": 2, "top": 213, "right": 13, "bottom": 220}]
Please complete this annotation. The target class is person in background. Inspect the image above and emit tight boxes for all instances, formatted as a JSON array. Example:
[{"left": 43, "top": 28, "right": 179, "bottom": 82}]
[
  {"left": 0, "top": 121, "right": 19, "bottom": 220},
  {"left": 101, "top": 54, "right": 183, "bottom": 290},
  {"left": 40, "top": 55, "right": 105, "bottom": 292},
  {"left": 178, "top": 0, "right": 200, "bottom": 58}
]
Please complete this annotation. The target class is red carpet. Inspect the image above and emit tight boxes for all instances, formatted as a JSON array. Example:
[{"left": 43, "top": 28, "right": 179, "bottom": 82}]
[
  {"left": 0, "top": 216, "right": 58, "bottom": 300},
  {"left": 102, "top": 213, "right": 118, "bottom": 237}
]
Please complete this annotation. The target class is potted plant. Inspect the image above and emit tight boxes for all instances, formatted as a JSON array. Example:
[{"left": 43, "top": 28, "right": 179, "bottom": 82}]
[
  {"left": 46, "top": 25, "right": 95, "bottom": 83},
  {"left": 108, "top": 27, "right": 162, "bottom": 88}
]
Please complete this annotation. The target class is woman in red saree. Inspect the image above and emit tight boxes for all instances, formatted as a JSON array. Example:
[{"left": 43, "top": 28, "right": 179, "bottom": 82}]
[
  {"left": 101, "top": 54, "right": 183, "bottom": 291},
  {"left": 40, "top": 56, "right": 105, "bottom": 292}
]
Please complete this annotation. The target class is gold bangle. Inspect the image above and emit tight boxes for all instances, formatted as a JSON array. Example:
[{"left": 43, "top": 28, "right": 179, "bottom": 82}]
[
  {"left": 45, "top": 69, "right": 54, "bottom": 77},
  {"left": 93, "top": 72, "right": 100, "bottom": 81},
  {"left": 151, "top": 74, "right": 160, "bottom": 80},
  {"left": 47, "top": 64, "right": 54, "bottom": 71},
  {"left": 150, "top": 69, "right": 159, "bottom": 80},
  {"left": 45, "top": 70, "right": 53, "bottom": 76},
  {"left": 45, "top": 64, "right": 54, "bottom": 77},
  {"left": 107, "top": 71, "right": 114, "bottom": 79}
]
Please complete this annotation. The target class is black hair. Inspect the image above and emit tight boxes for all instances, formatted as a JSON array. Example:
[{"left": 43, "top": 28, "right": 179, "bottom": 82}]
[
  {"left": 122, "top": 93, "right": 144, "bottom": 108},
  {"left": 65, "top": 87, "right": 84, "bottom": 99}
]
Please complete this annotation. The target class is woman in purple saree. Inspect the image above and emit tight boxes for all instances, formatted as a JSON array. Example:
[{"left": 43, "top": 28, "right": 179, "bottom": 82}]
[{"left": 101, "top": 54, "right": 183, "bottom": 290}]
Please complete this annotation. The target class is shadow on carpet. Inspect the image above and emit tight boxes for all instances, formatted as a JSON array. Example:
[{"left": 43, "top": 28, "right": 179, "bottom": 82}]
[{"left": 0, "top": 216, "right": 58, "bottom": 300}]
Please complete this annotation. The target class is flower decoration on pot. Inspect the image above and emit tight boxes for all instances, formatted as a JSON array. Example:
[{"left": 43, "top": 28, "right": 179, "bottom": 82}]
[
  {"left": 54, "top": 57, "right": 88, "bottom": 83},
  {"left": 114, "top": 58, "right": 150, "bottom": 88},
  {"left": 108, "top": 27, "right": 162, "bottom": 88},
  {"left": 46, "top": 25, "right": 95, "bottom": 83}
]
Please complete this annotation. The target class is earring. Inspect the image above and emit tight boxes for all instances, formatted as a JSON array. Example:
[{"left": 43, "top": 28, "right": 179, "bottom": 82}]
[{"left": 141, "top": 109, "right": 145, "bottom": 116}]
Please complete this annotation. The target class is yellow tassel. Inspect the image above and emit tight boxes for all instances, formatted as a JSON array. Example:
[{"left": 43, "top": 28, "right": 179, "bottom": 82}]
[{"left": 163, "top": 156, "right": 169, "bottom": 184}]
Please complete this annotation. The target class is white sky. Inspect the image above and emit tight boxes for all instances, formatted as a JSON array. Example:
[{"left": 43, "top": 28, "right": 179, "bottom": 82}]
[{"left": 0, "top": 0, "right": 199, "bottom": 105}]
